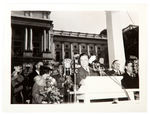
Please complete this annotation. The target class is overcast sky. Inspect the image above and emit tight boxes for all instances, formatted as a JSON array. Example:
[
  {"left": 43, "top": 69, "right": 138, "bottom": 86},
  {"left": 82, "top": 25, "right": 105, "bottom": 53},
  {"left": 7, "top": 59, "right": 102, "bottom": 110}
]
[{"left": 51, "top": 11, "right": 138, "bottom": 34}]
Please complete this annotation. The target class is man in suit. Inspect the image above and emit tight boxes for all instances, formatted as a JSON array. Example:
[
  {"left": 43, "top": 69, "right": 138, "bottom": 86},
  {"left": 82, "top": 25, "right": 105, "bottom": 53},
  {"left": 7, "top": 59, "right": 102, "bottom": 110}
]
[
  {"left": 76, "top": 53, "right": 99, "bottom": 88},
  {"left": 121, "top": 60, "right": 139, "bottom": 89},
  {"left": 28, "top": 61, "right": 43, "bottom": 88},
  {"left": 28, "top": 61, "right": 43, "bottom": 103},
  {"left": 106, "top": 60, "right": 122, "bottom": 76}
]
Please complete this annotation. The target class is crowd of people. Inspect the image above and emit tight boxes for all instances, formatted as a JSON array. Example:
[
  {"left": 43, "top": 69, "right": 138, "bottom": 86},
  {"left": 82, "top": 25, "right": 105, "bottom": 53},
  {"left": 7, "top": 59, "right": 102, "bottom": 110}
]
[{"left": 11, "top": 53, "right": 139, "bottom": 104}]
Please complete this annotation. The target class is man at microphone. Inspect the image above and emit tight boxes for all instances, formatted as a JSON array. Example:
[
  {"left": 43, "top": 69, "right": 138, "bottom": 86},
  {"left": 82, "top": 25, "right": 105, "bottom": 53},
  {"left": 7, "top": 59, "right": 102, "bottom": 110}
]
[{"left": 76, "top": 53, "right": 99, "bottom": 89}]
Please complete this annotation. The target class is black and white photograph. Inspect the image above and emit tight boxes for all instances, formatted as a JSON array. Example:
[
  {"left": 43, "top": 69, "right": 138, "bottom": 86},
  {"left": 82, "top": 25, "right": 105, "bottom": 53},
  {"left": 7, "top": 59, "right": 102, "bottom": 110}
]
[
  {"left": 10, "top": 10, "right": 139, "bottom": 104},
  {"left": 1, "top": 2, "right": 148, "bottom": 112}
]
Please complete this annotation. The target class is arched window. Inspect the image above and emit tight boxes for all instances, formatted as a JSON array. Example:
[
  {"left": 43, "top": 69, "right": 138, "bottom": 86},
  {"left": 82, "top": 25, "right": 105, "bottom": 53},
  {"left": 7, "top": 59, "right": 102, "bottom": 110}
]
[
  {"left": 74, "top": 45, "right": 77, "bottom": 49},
  {"left": 65, "top": 45, "right": 68, "bottom": 48},
  {"left": 90, "top": 46, "right": 93, "bottom": 50}
]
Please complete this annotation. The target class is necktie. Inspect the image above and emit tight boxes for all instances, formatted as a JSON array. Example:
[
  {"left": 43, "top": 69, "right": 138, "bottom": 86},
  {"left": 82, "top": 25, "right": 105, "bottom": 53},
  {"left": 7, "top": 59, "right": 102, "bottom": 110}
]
[{"left": 84, "top": 67, "right": 89, "bottom": 73}]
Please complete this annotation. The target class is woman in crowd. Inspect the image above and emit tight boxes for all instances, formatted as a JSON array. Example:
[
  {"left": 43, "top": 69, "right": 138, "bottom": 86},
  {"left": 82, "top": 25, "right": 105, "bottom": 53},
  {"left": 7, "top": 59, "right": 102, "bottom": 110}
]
[
  {"left": 92, "top": 60, "right": 107, "bottom": 76},
  {"left": 32, "top": 65, "right": 56, "bottom": 104},
  {"left": 11, "top": 65, "right": 24, "bottom": 104}
]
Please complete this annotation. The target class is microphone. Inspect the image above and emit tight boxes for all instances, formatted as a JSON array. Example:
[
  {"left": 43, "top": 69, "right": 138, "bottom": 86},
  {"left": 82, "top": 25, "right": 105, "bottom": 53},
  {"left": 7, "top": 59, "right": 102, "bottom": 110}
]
[
  {"left": 63, "top": 58, "right": 72, "bottom": 76},
  {"left": 72, "top": 54, "right": 80, "bottom": 103}
]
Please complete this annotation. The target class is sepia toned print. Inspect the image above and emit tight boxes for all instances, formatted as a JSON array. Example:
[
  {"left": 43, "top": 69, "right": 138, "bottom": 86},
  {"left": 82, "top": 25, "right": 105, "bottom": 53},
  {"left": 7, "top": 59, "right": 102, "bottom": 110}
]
[{"left": 11, "top": 11, "right": 139, "bottom": 105}]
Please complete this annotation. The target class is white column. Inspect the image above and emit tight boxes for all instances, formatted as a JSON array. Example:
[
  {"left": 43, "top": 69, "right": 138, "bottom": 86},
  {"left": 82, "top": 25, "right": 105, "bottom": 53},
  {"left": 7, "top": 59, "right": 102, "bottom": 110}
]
[
  {"left": 70, "top": 43, "right": 73, "bottom": 59},
  {"left": 48, "top": 30, "right": 51, "bottom": 52},
  {"left": 87, "top": 44, "right": 90, "bottom": 56},
  {"left": 62, "top": 43, "right": 65, "bottom": 60},
  {"left": 30, "top": 28, "right": 33, "bottom": 51},
  {"left": 52, "top": 43, "right": 56, "bottom": 59},
  {"left": 46, "top": 32, "right": 49, "bottom": 51},
  {"left": 44, "top": 29, "right": 47, "bottom": 52},
  {"left": 30, "top": 12, "right": 32, "bottom": 17},
  {"left": 95, "top": 45, "right": 97, "bottom": 56},
  {"left": 25, "top": 27, "right": 28, "bottom": 51},
  {"left": 106, "top": 11, "right": 125, "bottom": 71},
  {"left": 47, "top": 13, "right": 50, "bottom": 19},
  {"left": 51, "top": 33, "right": 54, "bottom": 52},
  {"left": 79, "top": 44, "right": 82, "bottom": 54}
]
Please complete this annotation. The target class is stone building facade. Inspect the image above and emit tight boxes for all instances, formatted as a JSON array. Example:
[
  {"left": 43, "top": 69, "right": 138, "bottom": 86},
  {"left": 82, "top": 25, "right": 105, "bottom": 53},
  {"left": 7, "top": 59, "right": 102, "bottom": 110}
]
[
  {"left": 11, "top": 11, "right": 109, "bottom": 68},
  {"left": 53, "top": 30, "right": 108, "bottom": 66}
]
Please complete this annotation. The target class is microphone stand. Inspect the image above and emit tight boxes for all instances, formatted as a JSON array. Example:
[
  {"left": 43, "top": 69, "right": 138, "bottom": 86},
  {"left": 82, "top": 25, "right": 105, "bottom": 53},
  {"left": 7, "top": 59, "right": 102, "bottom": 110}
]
[
  {"left": 73, "top": 57, "right": 77, "bottom": 103},
  {"left": 96, "top": 66, "right": 130, "bottom": 102},
  {"left": 107, "top": 75, "right": 131, "bottom": 103}
]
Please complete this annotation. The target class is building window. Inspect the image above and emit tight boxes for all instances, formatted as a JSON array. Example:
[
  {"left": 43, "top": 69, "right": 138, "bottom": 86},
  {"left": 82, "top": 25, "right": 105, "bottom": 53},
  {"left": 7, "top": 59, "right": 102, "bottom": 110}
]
[
  {"left": 91, "top": 53, "right": 93, "bottom": 56},
  {"left": 74, "top": 45, "right": 77, "bottom": 49},
  {"left": 65, "top": 45, "right": 68, "bottom": 48},
  {"left": 65, "top": 52, "right": 69, "bottom": 58},
  {"left": 98, "top": 47, "right": 101, "bottom": 50},
  {"left": 42, "top": 12, "right": 50, "bottom": 19},
  {"left": 32, "top": 28, "right": 42, "bottom": 57},
  {"left": 56, "top": 44, "right": 60, "bottom": 48},
  {"left": 56, "top": 51, "right": 60, "bottom": 61},
  {"left": 12, "top": 26, "right": 24, "bottom": 57},
  {"left": 24, "top": 11, "right": 31, "bottom": 16}
]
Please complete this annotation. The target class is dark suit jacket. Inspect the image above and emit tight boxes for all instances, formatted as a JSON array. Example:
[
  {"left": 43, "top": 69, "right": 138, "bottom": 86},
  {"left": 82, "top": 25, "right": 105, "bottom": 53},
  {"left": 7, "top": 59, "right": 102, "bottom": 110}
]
[
  {"left": 121, "top": 72, "right": 139, "bottom": 89},
  {"left": 76, "top": 66, "right": 99, "bottom": 87},
  {"left": 106, "top": 70, "right": 122, "bottom": 76},
  {"left": 28, "top": 70, "right": 38, "bottom": 88}
]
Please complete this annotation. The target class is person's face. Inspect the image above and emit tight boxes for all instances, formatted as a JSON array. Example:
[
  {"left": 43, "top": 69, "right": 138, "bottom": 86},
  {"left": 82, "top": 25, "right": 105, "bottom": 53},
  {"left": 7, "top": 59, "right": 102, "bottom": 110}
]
[
  {"left": 113, "top": 61, "right": 120, "bottom": 70},
  {"left": 14, "top": 66, "right": 22, "bottom": 73},
  {"left": 80, "top": 55, "right": 89, "bottom": 68},
  {"left": 126, "top": 62, "right": 133, "bottom": 73},
  {"left": 99, "top": 58, "right": 104, "bottom": 64},
  {"left": 58, "top": 66, "right": 63, "bottom": 74},
  {"left": 36, "top": 62, "right": 43, "bottom": 70},
  {"left": 133, "top": 60, "right": 139, "bottom": 73},
  {"left": 94, "top": 62, "right": 100, "bottom": 69}
]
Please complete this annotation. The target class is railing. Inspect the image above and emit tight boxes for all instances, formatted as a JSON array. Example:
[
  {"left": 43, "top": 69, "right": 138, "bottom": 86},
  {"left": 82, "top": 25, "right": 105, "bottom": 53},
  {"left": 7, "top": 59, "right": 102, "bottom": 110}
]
[{"left": 53, "top": 30, "right": 107, "bottom": 39}]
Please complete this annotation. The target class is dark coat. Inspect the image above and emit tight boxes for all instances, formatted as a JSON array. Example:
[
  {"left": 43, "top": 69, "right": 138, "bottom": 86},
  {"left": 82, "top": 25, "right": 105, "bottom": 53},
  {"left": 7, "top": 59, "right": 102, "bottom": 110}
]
[
  {"left": 121, "top": 72, "right": 139, "bottom": 89},
  {"left": 76, "top": 66, "right": 99, "bottom": 87},
  {"left": 106, "top": 70, "right": 122, "bottom": 76},
  {"left": 11, "top": 74, "right": 24, "bottom": 104},
  {"left": 28, "top": 70, "right": 38, "bottom": 88},
  {"left": 27, "top": 70, "right": 39, "bottom": 103}
]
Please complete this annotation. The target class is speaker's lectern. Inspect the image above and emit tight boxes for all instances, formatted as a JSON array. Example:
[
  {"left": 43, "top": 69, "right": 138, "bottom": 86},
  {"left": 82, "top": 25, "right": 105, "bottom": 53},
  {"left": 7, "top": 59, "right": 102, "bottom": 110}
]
[{"left": 76, "top": 76, "right": 128, "bottom": 103}]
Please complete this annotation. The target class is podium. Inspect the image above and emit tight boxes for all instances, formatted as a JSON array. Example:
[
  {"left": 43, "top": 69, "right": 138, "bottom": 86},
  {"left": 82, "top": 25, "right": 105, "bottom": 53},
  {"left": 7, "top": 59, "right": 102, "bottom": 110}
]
[{"left": 75, "top": 76, "right": 128, "bottom": 103}]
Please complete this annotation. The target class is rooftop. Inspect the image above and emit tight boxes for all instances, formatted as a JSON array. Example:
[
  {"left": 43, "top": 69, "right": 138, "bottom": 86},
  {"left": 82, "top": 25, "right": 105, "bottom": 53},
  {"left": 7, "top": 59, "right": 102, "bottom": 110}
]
[{"left": 53, "top": 30, "right": 107, "bottom": 39}]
